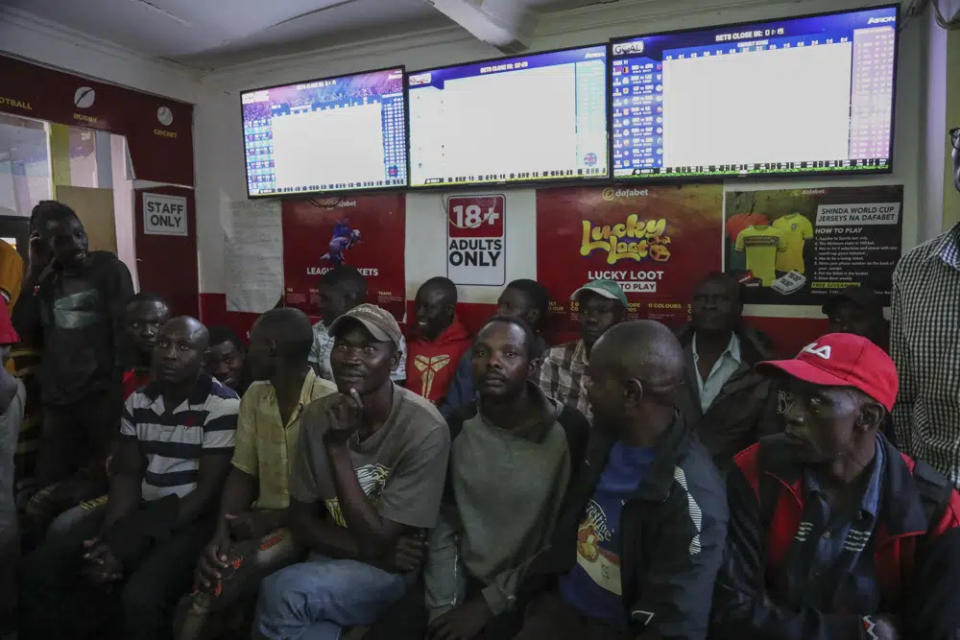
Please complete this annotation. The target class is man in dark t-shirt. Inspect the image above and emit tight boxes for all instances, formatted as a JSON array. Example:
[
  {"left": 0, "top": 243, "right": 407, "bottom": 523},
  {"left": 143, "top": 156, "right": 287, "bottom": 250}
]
[{"left": 14, "top": 201, "right": 134, "bottom": 522}]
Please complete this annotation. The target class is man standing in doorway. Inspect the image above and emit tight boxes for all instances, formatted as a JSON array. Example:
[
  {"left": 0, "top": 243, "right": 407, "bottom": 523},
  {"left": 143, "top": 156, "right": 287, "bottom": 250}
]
[
  {"left": 406, "top": 277, "right": 471, "bottom": 403},
  {"left": 890, "top": 126, "right": 960, "bottom": 486},
  {"left": 308, "top": 265, "right": 406, "bottom": 384},
  {"left": 14, "top": 201, "right": 134, "bottom": 514},
  {"left": 535, "top": 279, "right": 626, "bottom": 421}
]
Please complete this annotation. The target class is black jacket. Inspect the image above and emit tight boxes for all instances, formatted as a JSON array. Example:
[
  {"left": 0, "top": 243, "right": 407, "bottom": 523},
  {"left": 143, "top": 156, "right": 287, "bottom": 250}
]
[
  {"left": 14, "top": 251, "right": 133, "bottom": 405},
  {"left": 521, "top": 416, "right": 728, "bottom": 639},
  {"left": 675, "top": 324, "right": 780, "bottom": 466}
]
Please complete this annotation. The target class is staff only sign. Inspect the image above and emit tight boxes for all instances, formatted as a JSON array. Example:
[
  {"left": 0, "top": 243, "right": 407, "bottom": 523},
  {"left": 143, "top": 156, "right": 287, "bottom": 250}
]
[
  {"left": 282, "top": 195, "right": 406, "bottom": 319},
  {"left": 142, "top": 193, "right": 188, "bottom": 236},
  {"left": 537, "top": 184, "right": 723, "bottom": 329},
  {"left": 446, "top": 195, "right": 506, "bottom": 286}
]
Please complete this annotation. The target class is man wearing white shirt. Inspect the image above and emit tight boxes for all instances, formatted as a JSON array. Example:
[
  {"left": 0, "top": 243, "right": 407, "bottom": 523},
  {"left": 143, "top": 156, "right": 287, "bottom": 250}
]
[{"left": 675, "top": 273, "right": 777, "bottom": 465}]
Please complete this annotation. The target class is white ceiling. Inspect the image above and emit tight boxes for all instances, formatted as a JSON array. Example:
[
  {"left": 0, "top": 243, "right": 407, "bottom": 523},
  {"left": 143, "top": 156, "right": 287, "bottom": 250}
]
[{"left": 0, "top": 0, "right": 611, "bottom": 69}]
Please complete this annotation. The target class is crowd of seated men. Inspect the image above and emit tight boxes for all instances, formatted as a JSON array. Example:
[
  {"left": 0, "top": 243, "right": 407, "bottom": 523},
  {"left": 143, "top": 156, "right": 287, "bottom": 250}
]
[{"left": 1, "top": 140, "right": 959, "bottom": 640}]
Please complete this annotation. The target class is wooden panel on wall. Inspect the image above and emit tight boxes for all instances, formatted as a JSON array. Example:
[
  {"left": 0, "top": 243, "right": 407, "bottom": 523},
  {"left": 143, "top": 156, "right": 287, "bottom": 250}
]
[{"left": 56, "top": 185, "right": 118, "bottom": 255}]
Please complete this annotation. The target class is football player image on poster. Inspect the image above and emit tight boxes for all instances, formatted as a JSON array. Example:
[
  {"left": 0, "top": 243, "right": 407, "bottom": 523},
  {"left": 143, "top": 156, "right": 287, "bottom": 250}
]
[
  {"left": 537, "top": 184, "right": 723, "bottom": 330},
  {"left": 282, "top": 195, "right": 406, "bottom": 319},
  {"left": 724, "top": 186, "right": 903, "bottom": 305},
  {"left": 322, "top": 218, "right": 362, "bottom": 266}
]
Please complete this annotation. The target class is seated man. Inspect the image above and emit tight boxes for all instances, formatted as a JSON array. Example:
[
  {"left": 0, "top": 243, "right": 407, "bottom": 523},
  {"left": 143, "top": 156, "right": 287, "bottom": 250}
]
[
  {"left": 712, "top": 333, "right": 960, "bottom": 640},
  {"left": 177, "top": 308, "right": 337, "bottom": 639},
  {"left": 822, "top": 286, "right": 889, "bottom": 351},
  {"left": 675, "top": 272, "right": 777, "bottom": 465},
  {"left": 309, "top": 265, "right": 406, "bottom": 384},
  {"left": 206, "top": 325, "right": 248, "bottom": 394},
  {"left": 254, "top": 304, "right": 450, "bottom": 639},
  {"left": 366, "top": 316, "right": 589, "bottom": 640},
  {"left": 406, "top": 277, "right": 471, "bottom": 403},
  {"left": 440, "top": 279, "right": 549, "bottom": 419},
  {"left": 19, "top": 316, "right": 239, "bottom": 640},
  {"left": 534, "top": 279, "right": 626, "bottom": 421},
  {"left": 122, "top": 293, "right": 170, "bottom": 398},
  {"left": 515, "top": 320, "right": 728, "bottom": 640}
]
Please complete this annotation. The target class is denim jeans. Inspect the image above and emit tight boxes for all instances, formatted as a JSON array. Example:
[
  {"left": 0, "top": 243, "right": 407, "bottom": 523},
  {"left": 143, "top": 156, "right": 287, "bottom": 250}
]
[{"left": 254, "top": 554, "right": 409, "bottom": 640}]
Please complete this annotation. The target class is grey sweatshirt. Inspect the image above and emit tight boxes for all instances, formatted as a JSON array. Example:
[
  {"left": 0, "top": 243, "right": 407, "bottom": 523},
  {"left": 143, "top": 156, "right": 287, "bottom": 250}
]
[{"left": 424, "top": 384, "right": 585, "bottom": 617}]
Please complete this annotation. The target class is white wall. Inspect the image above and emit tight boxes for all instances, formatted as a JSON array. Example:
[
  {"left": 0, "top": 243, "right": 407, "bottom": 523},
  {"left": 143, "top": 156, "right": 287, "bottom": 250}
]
[
  {"left": 920, "top": 6, "right": 948, "bottom": 241},
  {"left": 194, "top": 0, "right": 930, "bottom": 318},
  {"left": 0, "top": 6, "right": 200, "bottom": 103}
]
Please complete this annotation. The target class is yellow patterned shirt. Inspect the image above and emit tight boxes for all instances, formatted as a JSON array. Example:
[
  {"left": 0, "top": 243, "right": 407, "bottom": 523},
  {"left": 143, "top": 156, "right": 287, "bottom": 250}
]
[{"left": 231, "top": 369, "right": 336, "bottom": 510}]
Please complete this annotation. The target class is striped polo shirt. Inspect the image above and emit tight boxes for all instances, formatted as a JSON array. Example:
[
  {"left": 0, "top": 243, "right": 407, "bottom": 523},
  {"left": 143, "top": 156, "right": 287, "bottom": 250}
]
[{"left": 120, "top": 373, "right": 240, "bottom": 501}]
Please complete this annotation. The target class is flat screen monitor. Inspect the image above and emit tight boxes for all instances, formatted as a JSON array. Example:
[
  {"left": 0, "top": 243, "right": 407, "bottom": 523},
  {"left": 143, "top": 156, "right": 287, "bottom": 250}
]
[
  {"left": 610, "top": 5, "right": 898, "bottom": 180},
  {"left": 241, "top": 67, "right": 408, "bottom": 197},
  {"left": 408, "top": 45, "right": 608, "bottom": 187}
]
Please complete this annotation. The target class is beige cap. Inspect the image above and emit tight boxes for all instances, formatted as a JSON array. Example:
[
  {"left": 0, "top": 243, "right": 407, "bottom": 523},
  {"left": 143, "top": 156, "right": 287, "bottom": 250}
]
[{"left": 328, "top": 303, "right": 403, "bottom": 348}]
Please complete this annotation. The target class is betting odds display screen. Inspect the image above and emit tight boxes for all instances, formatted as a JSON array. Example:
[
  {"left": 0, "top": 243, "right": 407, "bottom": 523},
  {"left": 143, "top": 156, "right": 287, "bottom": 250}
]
[
  {"left": 408, "top": 45, "right": 608, "bottom": 188},
  {"left": 610, "top": 6, "right": 898, "bottom": 180},
  {"left": 241, "top": 67, "right": 408, "bottom": 197}
]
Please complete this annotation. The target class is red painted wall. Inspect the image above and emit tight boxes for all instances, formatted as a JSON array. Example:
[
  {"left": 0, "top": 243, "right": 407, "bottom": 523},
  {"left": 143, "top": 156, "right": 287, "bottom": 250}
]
[
  {"left": 135, "top": 186, "right": 199, "bottom": 318},
  {"left": 199, "top": 292, "right": 828, "bottom": 359}
]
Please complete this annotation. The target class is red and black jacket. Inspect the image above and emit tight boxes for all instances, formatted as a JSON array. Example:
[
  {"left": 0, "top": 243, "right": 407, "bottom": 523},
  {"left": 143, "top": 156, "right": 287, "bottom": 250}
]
[{"left": 712, "top": 434, "right": 960, "bottom": 640}]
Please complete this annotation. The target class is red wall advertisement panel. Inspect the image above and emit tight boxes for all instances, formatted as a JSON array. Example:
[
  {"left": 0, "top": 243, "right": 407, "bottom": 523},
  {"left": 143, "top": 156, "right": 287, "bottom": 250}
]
[
  {"left": 135, "top": 186, "right": 199, "bottom": 317},
  {"left": 0, "top": 55, "right": 194, "bottom": 186},
  {"left": 537, "top": 184, "right": 723, "bottom": 331},
  {"left": 282, "top": 195, "right": 406, "bottom": 319}
]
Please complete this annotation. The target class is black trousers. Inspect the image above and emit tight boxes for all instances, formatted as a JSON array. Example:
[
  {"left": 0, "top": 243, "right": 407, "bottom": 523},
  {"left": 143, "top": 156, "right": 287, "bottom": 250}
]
[
  {"left": 36, "top": 389, "right": 119, "bottom": 488},
  {"left": 19, "top": 502, "right": 214, "bottom": 640}
]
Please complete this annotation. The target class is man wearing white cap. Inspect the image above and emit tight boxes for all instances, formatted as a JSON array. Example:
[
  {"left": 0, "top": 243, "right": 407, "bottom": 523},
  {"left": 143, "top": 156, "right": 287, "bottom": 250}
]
[{"left": 535, "top": 279, "right": 627, "bottom": 421}]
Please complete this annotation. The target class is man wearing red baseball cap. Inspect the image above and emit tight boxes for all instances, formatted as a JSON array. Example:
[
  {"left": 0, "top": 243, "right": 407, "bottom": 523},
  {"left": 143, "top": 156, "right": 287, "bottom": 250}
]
[{"left": 712, "top": 333, "right": 960, "bottom": 640}]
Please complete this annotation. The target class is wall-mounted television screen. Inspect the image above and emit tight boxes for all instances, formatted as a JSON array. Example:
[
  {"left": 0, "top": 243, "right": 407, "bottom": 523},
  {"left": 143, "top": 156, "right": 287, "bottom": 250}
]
[
  {"left": 610, "top": 5, "right": 898, "bottom": 180},
  {"left": 241, "top": 67, "right": 408, "bottom": 197},
  {"left": 408, "top": 45, "right": 608, "bottom": 188}
]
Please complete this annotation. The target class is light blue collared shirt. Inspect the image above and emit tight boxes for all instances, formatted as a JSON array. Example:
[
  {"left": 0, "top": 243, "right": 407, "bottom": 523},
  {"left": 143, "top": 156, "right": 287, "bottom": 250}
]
[{"left": 692, "top": 332, "right": 743, "bottom": 413}]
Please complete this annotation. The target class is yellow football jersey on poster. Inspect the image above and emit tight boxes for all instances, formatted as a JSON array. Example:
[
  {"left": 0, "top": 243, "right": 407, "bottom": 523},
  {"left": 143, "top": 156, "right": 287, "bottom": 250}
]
[
  {"left": 772, "top": 213, "right": 814, "bottom": 274},
  {"left": 735, "top": 225, "right": 787, "bottom": 286}
]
